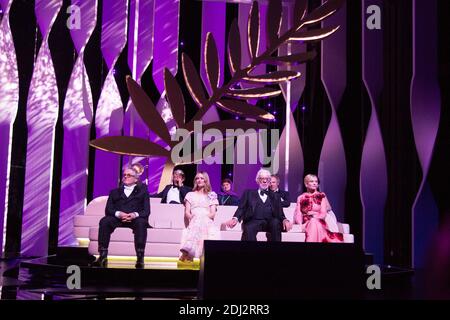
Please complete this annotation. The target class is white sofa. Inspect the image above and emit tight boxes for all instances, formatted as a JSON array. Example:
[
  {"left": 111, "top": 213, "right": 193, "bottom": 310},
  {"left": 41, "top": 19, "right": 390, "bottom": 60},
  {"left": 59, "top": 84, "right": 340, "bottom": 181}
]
[{"left": 73, "top": 197, "right": 354, "bottom": 257}]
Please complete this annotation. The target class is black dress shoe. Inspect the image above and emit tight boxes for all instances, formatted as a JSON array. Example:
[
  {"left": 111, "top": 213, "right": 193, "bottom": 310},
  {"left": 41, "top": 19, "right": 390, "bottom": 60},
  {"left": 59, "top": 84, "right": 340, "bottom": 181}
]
[
  {"left": 91, "top": 256, "right": 108, "bottom": 267},
  {"left": 91, "top": 249, "right": 108, "bottom": 267},
  {"left": 135, "top": 257, "right": 144, "bottom": 269},
  {"left": 135, "top": 249, "right": 145, "bottom": 269}
]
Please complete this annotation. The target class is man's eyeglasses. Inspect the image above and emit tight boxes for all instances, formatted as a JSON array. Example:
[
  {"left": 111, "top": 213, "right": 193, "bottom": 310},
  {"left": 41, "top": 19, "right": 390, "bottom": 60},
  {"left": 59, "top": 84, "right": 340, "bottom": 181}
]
[
  {"left": 258, "top": 177, "right": 270, "bottom": 182},
  {"left": 123, "top": 174, "right": 136, "bottom": 178}
]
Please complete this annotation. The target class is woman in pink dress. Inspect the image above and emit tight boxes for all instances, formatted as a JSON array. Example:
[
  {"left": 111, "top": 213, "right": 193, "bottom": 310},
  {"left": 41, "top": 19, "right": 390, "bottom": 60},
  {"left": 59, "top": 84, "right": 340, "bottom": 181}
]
[
  {"left": 294, "top": 174, "right": 344, "bottom": 243},
  {"left": 179, "top": 171, "right": 220, "bottom": 261}
]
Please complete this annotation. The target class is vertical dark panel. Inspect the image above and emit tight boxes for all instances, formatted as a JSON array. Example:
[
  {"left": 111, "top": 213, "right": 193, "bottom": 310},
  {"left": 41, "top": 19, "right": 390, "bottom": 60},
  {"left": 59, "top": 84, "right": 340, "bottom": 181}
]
[
  {"left": 338, "top": 0, "right": 371, "bottom": 246},
  {"left": 294, "top": 0, "right": 332, "bottom": 179},
  {"left": 381, "top": 0, "right": 419, "bottom": 268},
  {"left": 428, "top": 0, "right": 450, "bottom": 220},
  {"left": 361, "top": 0, "right": 388, "bottom": 265},
  {"left": 4, "top": 0, "right": 37, "bottom": 257}
]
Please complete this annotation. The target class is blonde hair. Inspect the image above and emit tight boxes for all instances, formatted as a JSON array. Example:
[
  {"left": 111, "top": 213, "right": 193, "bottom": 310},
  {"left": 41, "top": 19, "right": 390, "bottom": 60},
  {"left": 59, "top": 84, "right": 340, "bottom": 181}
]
[
  {"left": 304, "top": 174, "right": 319, "bottom": 185},
  {"left": 193, "top": 171, "right": 212, "bottom": 193}
]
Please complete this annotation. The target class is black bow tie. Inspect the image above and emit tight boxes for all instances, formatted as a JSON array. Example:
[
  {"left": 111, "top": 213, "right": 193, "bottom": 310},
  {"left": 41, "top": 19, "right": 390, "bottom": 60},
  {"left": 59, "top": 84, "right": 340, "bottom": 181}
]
[
  {"left": 172, "top": 185, "right": 180, "bottom": 189},
  {"left": 259, "top": 189, "right": 269, "bottom": 196}
]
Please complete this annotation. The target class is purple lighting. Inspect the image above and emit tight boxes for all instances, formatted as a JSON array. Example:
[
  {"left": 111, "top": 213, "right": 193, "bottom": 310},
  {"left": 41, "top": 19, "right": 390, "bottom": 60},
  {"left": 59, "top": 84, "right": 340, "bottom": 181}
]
[
  {"left": 180, "top": 41, "right": 184, "bottom": 47},
  {"left": 273, "top": 111, "right": 277, "bottom": 115},
  {"left": 228, "top": 172, "right": 232, "bottom": 176},
  {"left": 235, "top": 116, "right": 239, "bottom": 120},
  {"left": 267, "top": 102, "right": 272, "bottom": 107},
  {"left": 301, "top": 105, "right": 306, "bottom": 111}
]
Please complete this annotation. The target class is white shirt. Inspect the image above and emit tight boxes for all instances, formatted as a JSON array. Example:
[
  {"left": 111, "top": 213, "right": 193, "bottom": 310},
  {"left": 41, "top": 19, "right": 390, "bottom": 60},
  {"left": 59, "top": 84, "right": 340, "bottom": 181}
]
[
  {"left": 124, "top": 184, "right": 136, "bottom": 197},
  {"left": 166, "top": 186, "right": 181, "bottom": 204},
  {"left": 258, "top": 189, "right": 268, "bottom": 203},
  {"left": 115, "top": 184, "right": 139, "bottom": 219}
]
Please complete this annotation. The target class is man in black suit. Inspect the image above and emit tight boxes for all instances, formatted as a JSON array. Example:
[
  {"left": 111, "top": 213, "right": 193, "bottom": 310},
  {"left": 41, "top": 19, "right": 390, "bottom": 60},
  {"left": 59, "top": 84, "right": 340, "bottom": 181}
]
[
  {"left": 151, "top": 169, "right": 191, "bottom": 203},
  {"left": 92, "top": 167, "right": 150, "bottom": 268},
  {"left": 225, "top": 169, "right": 292, "bottom": 241},
  {"left": 270, "top": 174, "right": 291, "bottom": 208}
]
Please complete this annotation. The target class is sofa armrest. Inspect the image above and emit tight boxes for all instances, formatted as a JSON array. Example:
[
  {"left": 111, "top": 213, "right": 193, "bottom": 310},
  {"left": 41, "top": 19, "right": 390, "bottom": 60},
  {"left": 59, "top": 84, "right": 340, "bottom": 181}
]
[{"left": 337, "top": 222, "right": 350, "bottom": 234}]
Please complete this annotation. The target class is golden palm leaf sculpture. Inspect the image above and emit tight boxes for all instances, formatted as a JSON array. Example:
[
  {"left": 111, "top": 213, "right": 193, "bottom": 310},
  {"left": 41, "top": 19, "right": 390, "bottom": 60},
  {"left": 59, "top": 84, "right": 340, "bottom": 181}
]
[{"left": 90, "top": 0, "right": 345, "bottom": 191}]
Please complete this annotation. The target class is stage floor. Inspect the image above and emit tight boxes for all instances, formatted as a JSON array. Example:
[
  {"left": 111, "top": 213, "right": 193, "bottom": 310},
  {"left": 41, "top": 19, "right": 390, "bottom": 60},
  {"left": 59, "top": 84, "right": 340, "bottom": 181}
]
[
  {"left": 0, "top": 247, "right": 419, "bottom": 300},
  {"left": 0, "top": 248, "right": 200, "bottom": 300}
]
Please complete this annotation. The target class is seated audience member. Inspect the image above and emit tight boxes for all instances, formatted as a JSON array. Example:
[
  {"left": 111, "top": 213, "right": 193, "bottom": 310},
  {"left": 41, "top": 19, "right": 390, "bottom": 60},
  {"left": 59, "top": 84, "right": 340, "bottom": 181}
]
[
  {"left": 150, "top": 169, "right": 191, "bottom": 203},
  {"left": 218, "top": 178, "right": 240, "bottom": 206},
  {"left": 294, "top": 174, "right": 343, "bottom": 243},
  {"left": 179, "top": 171, "right": 220, "bottom": 262},
  {"left": 92, "top": 167, "right": 150, "bottom": 268},
  {"left": 225, "top": 169, "right": 292, "bottom": 241},
  {"left": 269, "top": 174, "right": 291, "bottom": 208}
]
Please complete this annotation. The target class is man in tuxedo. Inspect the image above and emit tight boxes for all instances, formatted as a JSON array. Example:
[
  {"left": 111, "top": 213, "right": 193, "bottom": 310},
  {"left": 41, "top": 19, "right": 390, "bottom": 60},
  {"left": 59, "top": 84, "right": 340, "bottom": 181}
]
[
  {"left": 151, "top": 169, "right": 191, "bottom": 204},
  {"left": 92, "top": 167, "right": 150, "bottom": 268},
  {"left": 225, "top": 169, "right": 292, "bottom": 241},
  {"left": 269, "top": 174, "right": 291, "bottom": 208}
]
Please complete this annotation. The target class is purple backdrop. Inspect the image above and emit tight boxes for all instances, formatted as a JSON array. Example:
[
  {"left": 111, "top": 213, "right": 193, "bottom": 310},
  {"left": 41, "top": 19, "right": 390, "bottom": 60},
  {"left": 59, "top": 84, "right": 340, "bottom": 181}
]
[
  {"left": 360, "top": 0, "right": 387, "bottom": 264},
  {"left": 233, "top": 1, "right": 268, "bottom": 195},
  {"left": 148, "top": 0, "right": 180, "bottom": 193},
  {"left": 197, "top": 0, "right": 226, "bottom": 192},
  {"left": 410, "top": 0, "right": 440, "bottom": 268},
  {"left": 0, "top": 0, "right": 19, "bottom": 255},
  {"left": 123, "top": 0, "right": 155, "bottom": 178},
  {"left": 58, "top": 0, "right": 97, "bottom": 246},
  {"left": 93, "top": 0, "right": 128, "bottom": 199},
  {"left": 319, "top": 0, "right": 347, "bottom": 221},
  {"left": 21, "top": 0, "right": 63, "bottom": 257},
  {"left": 277, "top": 1, "right": 305, "bottom": 196}
]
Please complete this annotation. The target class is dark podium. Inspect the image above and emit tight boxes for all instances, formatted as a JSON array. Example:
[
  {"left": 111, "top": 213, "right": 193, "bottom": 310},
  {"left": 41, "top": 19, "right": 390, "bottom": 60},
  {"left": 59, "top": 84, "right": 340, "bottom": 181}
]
[{"left": 199, "top": 240, "right": 365, "bottom": 299}]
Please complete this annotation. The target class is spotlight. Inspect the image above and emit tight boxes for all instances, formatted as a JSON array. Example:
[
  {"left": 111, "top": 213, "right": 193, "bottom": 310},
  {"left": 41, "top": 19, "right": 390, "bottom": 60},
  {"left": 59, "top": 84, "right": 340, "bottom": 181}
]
[
  {"left": 301, "top": 105, "right": 306, "bottom": 111},
  {"left": 180, "top": 41, "right": 184, "bottom": 47}
]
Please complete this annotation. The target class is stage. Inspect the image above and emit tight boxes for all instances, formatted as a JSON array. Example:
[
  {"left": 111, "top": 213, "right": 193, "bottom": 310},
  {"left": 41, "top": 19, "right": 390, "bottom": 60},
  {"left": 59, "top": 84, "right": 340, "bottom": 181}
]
[
  {"left": 0, "top": 0, "right": 448, "bottom": 302},
  {"left": 0, "top": 244, "right": 418, "bottom": 301}
]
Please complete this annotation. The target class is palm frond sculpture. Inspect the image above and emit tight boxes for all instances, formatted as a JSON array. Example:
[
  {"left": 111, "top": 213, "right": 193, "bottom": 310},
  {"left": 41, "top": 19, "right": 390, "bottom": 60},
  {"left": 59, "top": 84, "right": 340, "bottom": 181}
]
[{"left": 90, "top": 0, "right": 345, "bottom": 191}]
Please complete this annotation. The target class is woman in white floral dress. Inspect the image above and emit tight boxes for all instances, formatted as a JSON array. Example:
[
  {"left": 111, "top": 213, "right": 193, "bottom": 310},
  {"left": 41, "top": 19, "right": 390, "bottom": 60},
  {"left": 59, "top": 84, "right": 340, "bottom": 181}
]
[{"left": 179, "top": 171, "right": 220, "bottom": 261}]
